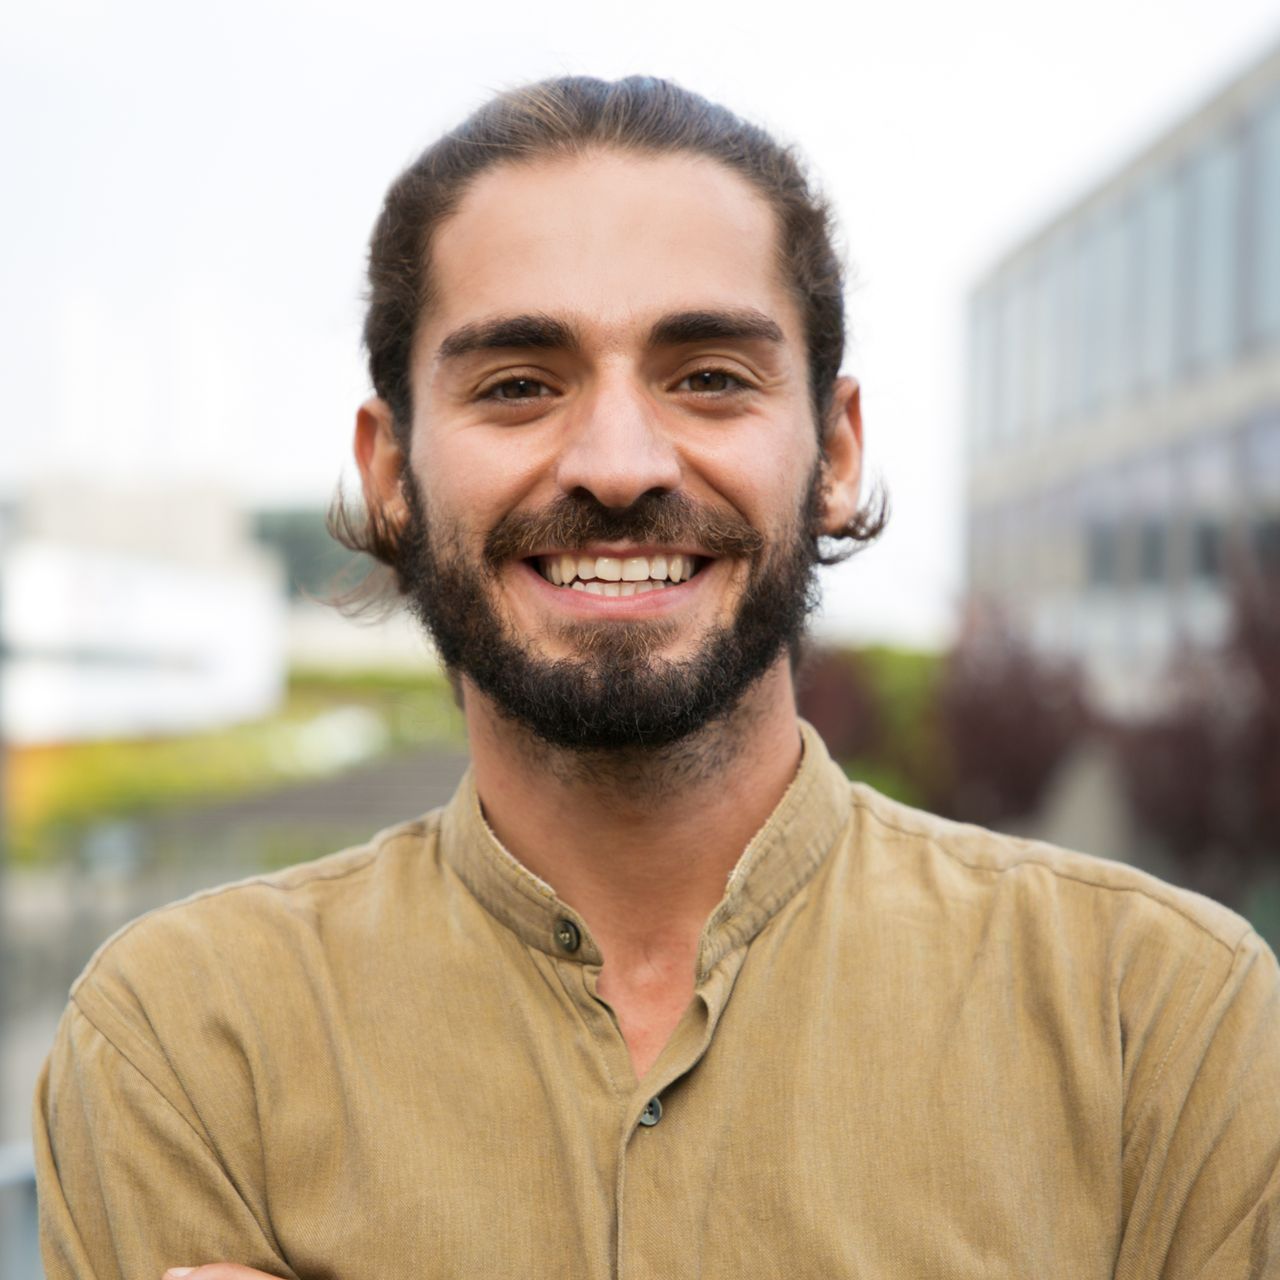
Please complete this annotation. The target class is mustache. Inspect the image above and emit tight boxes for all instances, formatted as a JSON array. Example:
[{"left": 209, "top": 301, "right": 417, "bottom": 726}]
[{"left": 483, "top": 492, "right": 765, "bottom": 568}]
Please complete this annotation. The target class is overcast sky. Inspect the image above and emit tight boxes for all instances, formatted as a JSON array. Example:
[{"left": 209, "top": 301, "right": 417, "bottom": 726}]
[{"left": 3, "top": 0, "right": 1278, "bottom": 645}]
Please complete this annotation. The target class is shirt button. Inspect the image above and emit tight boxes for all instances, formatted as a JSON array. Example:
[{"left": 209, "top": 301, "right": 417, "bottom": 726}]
[
  {"left": 639, "top": 1096, "right": 663, "bottom": 1127},
  {"left": 554, "top": 919, "right": 581, "bottom": 953}
]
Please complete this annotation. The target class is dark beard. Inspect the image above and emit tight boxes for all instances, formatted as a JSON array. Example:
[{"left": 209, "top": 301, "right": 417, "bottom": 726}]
[{"left": 393, "top": 471, "right": 823, "bottom": 752}]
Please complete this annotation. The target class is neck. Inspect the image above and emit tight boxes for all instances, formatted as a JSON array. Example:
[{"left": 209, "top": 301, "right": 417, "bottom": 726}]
[{"left": 464, "top": 660, "right": 804, "bottom": 974}]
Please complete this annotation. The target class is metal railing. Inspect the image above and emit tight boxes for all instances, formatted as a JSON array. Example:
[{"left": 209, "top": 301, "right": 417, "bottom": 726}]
[{"left": 0, "top": 1143, "right": 39, "bottom": 1280}]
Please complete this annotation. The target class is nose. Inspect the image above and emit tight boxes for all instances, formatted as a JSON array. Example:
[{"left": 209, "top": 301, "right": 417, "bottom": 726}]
[{"left": 553, "top": 374, "right": 682, "bottom": 509}]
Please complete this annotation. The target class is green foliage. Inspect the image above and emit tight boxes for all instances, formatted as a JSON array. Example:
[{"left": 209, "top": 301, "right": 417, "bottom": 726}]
[
  {"left": 802, "top": 644, "right": 948, "bottom": 810},
  {"left": 6, "top": 669, "right": 466, "bottom": 867}
]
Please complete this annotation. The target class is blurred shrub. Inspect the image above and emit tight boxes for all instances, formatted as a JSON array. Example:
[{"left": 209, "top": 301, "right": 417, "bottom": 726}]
[
  {"left": 797, "top": 644, "right": 946, "bottom": 809},
  {"left": 1111, "top": 566, "right": 1280, "bottom": 903},
  {"left": 800, "top": 623, "right": 1088, "bottom": 828},
  {"left": 928, "top": 618, "right": 1090, "bottom": 828}
]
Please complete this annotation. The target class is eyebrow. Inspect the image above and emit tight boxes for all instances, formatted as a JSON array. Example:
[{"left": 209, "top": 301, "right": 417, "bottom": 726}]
[
  {"left": 647, "top": 308, "right": 785, "bottom": 347},
  {"left": 437, "top": 313, "right": 579, "bottom": 361},
  {"left": 435, "top": 307, "right": 786, "bottom": 363}
]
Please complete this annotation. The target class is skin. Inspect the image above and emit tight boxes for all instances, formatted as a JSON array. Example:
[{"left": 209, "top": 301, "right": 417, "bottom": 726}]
[{"left": 166, "top": 149, "right": 862, "bottom": 1279}]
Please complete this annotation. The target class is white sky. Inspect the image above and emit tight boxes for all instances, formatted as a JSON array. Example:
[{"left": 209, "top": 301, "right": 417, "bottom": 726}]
[{"left": 3, "top": 0, "right": 1278, "bottom": 646}]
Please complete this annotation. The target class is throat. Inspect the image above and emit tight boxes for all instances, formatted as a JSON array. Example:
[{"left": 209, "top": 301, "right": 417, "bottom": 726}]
[{"left": 595, "top": 959, "right": 698, "bottom": 1082}]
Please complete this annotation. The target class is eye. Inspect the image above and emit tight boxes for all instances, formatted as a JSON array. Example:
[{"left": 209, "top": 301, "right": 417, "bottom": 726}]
[
  {"left": 483, "top": 377, "right": 556, "bottom": 402},
  {"left": 677, "top": 369, "right": 748, "bottom": 394}
]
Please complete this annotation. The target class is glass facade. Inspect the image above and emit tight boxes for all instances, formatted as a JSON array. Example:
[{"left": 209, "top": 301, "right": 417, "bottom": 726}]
[
  {"left": 1096, "top": 205, "right": 1135, "bottom": 404},
  {"left": 1134, "top": 173, "right": 1180, "bottom": 392},
  {"left": 1186, "top": 133, "right": 1242, "bottom": 371},
  {"left": 967, "top": 61, "right": 1279, "bottom": 687},
  {"left": 1251, "top": 92, "right": 1280, "bottom": 344},
  {"left": 970, "top": 79, "right": 1279, "bottom": 467}
]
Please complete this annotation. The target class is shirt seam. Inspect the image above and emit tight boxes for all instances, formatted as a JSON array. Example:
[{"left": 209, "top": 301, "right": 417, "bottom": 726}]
[
  {"left": 1122, "top": 931, "right": 1258, "bottom": 1143},
  {"left": 848, "top": 791, "right": 1240, "bottom": 956},
  {"left": 1124, "top": 957, "right": 1211, "bottom": 1141},
  {"left": 66, "top": 996, "right": 221, "bottom": 1162},
  {"left": 72, "top": 834, "right": 411, "bottom": 991},
  {"left": 66, "top": 996, "right": 292, "bottom": 1264}
]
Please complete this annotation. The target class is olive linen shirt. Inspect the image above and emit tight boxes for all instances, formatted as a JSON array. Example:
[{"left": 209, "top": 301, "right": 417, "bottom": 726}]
[{"left": 34, "top": 723, "right": 1280, "bottom": 1279}]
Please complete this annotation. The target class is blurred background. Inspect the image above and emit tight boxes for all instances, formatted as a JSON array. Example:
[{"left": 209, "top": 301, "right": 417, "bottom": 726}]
[{"left": 3, "top": 0, "right": 1280, "bottom": 1266}]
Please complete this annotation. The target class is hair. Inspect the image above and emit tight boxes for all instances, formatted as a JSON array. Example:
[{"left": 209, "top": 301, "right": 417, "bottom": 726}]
[{"left": 329, "top": 75, "right": 888, "bottom": 614}]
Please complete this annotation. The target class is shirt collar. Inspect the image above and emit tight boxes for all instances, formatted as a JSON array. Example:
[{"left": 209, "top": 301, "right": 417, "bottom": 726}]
[{"left": 438, "top": 719, "right": 851, "bottom": 974}]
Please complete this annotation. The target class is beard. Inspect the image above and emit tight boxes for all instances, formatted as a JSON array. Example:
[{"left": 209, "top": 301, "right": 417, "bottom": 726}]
[{"left": 393, "top": 469, "right": 824, "bottom": 752}]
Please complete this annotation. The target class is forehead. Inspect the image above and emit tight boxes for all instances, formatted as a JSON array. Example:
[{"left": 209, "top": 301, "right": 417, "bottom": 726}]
[{"left": 419, "top": 149, "right": 800, "bottom": 352}]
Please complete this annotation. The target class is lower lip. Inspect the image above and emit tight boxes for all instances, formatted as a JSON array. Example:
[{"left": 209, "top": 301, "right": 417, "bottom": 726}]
[{"left": 518, "top": 560, "right": 713, "bottom": 616}]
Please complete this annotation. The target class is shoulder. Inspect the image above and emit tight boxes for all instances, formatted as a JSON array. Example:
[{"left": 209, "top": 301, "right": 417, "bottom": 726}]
[
  {"left": 835, "top": 781, "right": 1280, "bottom": 1122},
  {"left": 68, "top": 810, "right": 445, "bottom": 1038},
  {"left": 841, "top": 779, "right": 1255, "bottom": 958}
]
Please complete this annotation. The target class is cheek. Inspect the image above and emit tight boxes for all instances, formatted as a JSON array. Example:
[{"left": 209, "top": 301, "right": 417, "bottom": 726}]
[
  {"left": 691, "top": 427, "right": 817, "bottom": 526},
  {"left": 413, "top": 428, "right": 551, "bottom": 526}
]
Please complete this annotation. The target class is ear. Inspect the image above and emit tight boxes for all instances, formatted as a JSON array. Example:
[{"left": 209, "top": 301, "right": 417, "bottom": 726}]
[
  {"left": 817, "top": 376, "right": 864, "bottom": 535},
  {"left": 354, "top": 397, "right": 408, "bottom": 528}
]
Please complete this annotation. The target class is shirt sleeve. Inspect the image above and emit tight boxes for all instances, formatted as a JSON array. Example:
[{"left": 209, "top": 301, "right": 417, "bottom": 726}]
[
  {"left": 1115, "top": 928, "right": 1280, "bottom": 1279},
  {"left": 33, "top": 999, "right": 298, "bottom": 1280}
]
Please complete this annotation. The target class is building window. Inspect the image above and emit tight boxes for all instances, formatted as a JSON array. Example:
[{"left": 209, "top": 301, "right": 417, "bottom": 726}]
[
  {"left": 1087, "top": 521, "right": 1118, "bottom": 586},
  {"left": 1052, "top": 236, "right": 1081, "bottom": 423},
  {"left": 1100, "top": 204, "right": 1135, "bottom": 403},
  {"left": 1192, "top": 519, "right": 1224, "bottom": 580},
  {"left": 1251, "top": 91, "right": 1280, "bottom": 345},
  {"left": 1134, "top": 172, "right": 1180, "bottom": 392},
  {"left": 1075, "top": 222, "right": 1103, "bottom": 414},
  {"left": 1138, "top": 518, "right": 1167, "bottom": 584},
  {"left": 1254, "top": 517, "right": 1280, "bottom": 570},
  {"left": 968, "top": 292, "right": 992, "bottom": 458},
  {"left": 1031, "top": 255, "right": 1056, "bottom": 431},
  {"left": 1002, "top": 268, "right": 1030, "bottom": 445},
  {"left": 1186, "top": 132, "right": 1243, "bottom": 372}
]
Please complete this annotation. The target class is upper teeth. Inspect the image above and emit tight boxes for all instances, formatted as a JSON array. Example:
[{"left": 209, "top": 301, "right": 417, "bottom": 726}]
[{"left": 540, "top": 553, "right": 698, "bottom": 587}]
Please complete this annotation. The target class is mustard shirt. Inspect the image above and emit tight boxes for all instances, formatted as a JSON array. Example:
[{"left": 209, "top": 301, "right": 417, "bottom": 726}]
[{"left": 34, "top": 724, "right": 1280, "bottom": 1278}]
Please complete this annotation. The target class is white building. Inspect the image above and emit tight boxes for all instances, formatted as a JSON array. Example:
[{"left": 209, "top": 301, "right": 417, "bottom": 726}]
[
  {"left": 1, "top": 479, "right": 286, "bottom": 744},
  {"left": 966, "top": 40, "right": 1280, "bottom": 713}
]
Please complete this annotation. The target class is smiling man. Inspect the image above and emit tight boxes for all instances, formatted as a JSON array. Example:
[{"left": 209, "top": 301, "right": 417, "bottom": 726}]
[{"left": 35, "top": 78, "right": 1280, "bottom": 1279}]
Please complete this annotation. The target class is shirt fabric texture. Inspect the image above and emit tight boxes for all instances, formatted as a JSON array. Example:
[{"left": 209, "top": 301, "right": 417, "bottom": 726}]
[{"left": 34, "top": 722, "right": 1280, "bottom": 1278}]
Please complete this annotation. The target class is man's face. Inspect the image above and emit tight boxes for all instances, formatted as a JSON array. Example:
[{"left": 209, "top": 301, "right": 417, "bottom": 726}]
[{"left": 380, "top": 150, "right": 840, "bottom": 750}]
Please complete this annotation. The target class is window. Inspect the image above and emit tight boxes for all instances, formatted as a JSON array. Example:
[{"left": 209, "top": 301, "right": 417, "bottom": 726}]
[
  {"left": 1134, "top": 173, "right": 1180, "bottom": 391},
  {"left": 1097, "top": 205, "right": 1134, "bottom": 403},
  {"left": 1138, "top": 519, "right": 1167, "bottom": 584},
  {"left": 1192, "top": 519, "right": 1224, "bottom": 580},
  {"left": 1031, "top": 255, "right": 1056, "bottom": 432},
  {"left": 1076, "top": 223, "right": 1104, "bottom": 413},
  {"left": 1043, "top": 239, "right": 1074, "bottom": 425},
  {"left": 1087, "top": 521, "right": 1118, "bottom": 586},
  {"left": 967, "top": 292, "right": 992, "bottom": 458},
  {"left": 1186, "top": 133, "right": 1242, "bottom": 371},
  {"left": 1244, "top": 415, "right": 1280, "bottom": 503},
  {"left": 1254, "top": 516, "right": 1280, "bottom": 569},
  {"left": 1002, "top": 269, "right": 1030, "bottom": 444},
  {"left": 1250, "top": 91, "right": 1280, "bottom": 345}
]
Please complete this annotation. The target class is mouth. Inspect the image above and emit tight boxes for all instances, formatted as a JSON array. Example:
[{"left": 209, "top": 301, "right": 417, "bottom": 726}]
[{"left": 527, "top": 551, "right": 710, "bottom": 597}]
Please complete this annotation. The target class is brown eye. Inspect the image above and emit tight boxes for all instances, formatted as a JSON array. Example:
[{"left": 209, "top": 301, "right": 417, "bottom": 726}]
[
  {"left": 489, "top": 378, "right": 552, "bottom": 401},
  {"left": 680, "top": 370, "right": 743, "bottom": 393}
]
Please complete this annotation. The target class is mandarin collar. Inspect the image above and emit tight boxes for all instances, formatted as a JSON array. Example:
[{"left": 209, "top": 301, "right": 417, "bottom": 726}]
[{"left": 438, "top": 720, "right": 851, "bottom": 976}]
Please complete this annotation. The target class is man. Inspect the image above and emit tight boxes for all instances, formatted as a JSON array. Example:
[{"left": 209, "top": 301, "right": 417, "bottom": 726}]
[{"left": 35, "top": 77, "right": 1280, "bottom": 1278}]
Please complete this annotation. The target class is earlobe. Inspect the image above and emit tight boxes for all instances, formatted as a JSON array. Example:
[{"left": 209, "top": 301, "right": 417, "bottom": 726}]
[{"left": 818, "top": 376, "right": 864, "bottom": 535}]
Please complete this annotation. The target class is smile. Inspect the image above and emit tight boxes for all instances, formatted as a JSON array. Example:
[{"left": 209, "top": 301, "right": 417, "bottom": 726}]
[{"left": 531, "top": 552, "right": 708, "bottom": 596}]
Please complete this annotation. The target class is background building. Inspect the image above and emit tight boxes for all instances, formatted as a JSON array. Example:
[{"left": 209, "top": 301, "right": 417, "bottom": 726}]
[
  {"left": 0, "top": 480, "right": 286, "bottom": 744},
  {"left": 966, "top": 40, "right": 1280, "bottom": 713}
]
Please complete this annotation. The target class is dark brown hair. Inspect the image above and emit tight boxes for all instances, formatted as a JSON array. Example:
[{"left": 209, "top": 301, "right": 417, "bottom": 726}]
[{"left": 330, "top": 75, "right": 887, "bottom": 612}]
